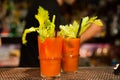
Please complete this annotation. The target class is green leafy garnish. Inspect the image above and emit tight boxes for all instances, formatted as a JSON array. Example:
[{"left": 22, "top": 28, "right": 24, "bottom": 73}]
[
  {"left": 58, "top": 16, "right": 103, "bottom": 38},
  {"left": 80, "top": 16, "right": 97, "bottom": 35},
  {"left": 58, "top": 21, "right": 79, "bottom": 38},
  {"left": 22, "top": 6, "right": 103, "bottom": 44},
  {"left": 22, "top": 6, "right": 56, "bottom": 44}
]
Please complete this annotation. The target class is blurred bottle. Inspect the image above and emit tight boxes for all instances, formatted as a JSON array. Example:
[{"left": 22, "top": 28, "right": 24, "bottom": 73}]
[
  {"left": 16, "top": 21, "right": 25, "bottom": 37},
  {"left": 9, "top": 21, "right": 17, "bottom": 37}
]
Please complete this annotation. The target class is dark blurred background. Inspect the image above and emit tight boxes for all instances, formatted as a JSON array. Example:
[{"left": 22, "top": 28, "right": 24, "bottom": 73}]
[{"left": 0, "top": 0, "right": 120, "bottom": 67}]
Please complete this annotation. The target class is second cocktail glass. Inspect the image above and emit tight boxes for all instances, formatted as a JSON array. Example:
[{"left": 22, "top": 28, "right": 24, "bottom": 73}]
[{"left": 62, "top": 38, "right": 80, "bottom": 73}]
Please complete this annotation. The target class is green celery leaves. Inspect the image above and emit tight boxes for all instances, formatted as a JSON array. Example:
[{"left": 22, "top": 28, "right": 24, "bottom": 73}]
[{"left": 22, "top": 6, "right": 56, "bottom": 44}]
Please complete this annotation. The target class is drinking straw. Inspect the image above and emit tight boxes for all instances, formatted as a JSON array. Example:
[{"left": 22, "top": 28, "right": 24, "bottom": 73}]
[{"left": 76, "top": 18, "right": 82, "bottom": 38}]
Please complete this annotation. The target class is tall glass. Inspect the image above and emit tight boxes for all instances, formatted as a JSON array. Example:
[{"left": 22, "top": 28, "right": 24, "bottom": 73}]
[
  {"left": 38, "top": 36, "right": 62, "bottom": 78},
  {"left": 62, "top": 38, "right": 80, "bottom": 73}
]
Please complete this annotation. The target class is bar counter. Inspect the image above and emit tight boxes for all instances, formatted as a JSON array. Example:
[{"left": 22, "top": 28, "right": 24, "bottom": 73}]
[{"left": 0, "top": 67, "right": 120, "bottom": 80}]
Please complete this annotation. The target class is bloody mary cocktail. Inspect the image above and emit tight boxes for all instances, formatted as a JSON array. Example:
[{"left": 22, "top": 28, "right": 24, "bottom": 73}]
[
  {"left": 38, "top": 36, "right": 62, "bottom": 77},
  {"left": 62, "top": 38, "right": 80, "bottom": 72}
]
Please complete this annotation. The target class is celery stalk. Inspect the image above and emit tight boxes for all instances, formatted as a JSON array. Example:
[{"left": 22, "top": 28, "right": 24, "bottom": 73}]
[{"left": 22, "top": 6, "right": 56, "bottom": 44}]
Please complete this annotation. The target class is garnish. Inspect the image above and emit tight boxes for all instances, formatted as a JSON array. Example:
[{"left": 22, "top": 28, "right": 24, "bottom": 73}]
[{"left": 22, "top": 6, "right": 56, "bottom": 44}]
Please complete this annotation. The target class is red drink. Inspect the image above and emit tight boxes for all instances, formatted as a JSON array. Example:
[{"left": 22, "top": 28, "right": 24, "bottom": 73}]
[
  {"left": 38, "top": 36, "right": 62, "bottom": 77},
  {"left": 62, "top": 38, "right": 80, "bottom": 72}
]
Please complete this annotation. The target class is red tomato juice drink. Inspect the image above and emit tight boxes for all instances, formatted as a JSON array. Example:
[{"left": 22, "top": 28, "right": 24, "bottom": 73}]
[
  {"left": 62, "top": 38, "right": 80, "bottom": 72},
  {"left": 38, "top": 36, "right": 62, "bottom": 78}
]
